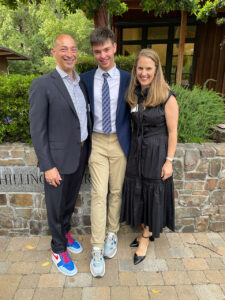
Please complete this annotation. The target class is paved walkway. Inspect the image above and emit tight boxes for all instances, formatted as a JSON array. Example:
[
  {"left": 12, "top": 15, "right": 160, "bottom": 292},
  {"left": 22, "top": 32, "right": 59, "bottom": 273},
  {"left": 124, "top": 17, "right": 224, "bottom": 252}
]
[{"left": 0, "top": 231, "right": 225, "bottom": 300}]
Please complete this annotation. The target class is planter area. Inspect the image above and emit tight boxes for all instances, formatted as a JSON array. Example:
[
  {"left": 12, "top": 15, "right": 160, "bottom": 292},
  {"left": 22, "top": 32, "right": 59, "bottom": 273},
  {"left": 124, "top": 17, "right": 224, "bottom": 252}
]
[{"left": 0, "top": 142, "right": 224, "bottom": 236}]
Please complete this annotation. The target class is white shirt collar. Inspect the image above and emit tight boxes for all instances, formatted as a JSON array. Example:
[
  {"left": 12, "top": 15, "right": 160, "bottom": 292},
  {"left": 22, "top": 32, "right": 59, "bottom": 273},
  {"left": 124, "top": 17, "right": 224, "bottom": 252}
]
[
  {"left": 96, "top": 64, "right": 117, "bottom": 78},
  {"left": 56, "top": 65, "right": 80, "bottom": 82}
]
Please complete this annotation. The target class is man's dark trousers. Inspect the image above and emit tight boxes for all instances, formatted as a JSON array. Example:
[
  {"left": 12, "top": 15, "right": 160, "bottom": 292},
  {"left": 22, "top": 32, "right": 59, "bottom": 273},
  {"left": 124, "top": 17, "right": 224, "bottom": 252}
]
[{"left": 44, "top": 142, "right": 88, "bottom": 253}]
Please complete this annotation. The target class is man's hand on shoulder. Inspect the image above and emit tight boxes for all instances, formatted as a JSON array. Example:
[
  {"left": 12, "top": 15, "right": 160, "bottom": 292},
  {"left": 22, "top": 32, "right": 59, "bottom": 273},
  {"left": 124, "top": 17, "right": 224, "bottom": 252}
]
[{"left": 45, "top": 167, "right": 62, "bottom": 187}]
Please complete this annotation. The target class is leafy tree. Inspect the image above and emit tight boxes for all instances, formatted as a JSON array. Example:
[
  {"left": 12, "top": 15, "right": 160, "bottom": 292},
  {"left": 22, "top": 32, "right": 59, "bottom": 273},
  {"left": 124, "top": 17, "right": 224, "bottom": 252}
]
[{"left": 0, "top": 0, "right": 94, "bottom": 74}]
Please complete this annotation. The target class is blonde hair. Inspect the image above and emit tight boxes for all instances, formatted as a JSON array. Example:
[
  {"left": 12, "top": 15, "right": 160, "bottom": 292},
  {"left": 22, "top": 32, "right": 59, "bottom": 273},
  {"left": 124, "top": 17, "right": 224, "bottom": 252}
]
[{"left": 127, "top": 49, "right": 169, "bottom": 108}]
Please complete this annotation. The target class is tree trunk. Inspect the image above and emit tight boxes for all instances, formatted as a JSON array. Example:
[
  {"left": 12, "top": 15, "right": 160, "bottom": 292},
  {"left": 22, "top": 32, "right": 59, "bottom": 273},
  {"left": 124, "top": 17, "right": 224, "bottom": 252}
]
[
  {"left": 176, "top": 11, "right": 187, "bottom": 85},
  {"left": 93, "top": 0, "right": 108, "bottom": 27}
]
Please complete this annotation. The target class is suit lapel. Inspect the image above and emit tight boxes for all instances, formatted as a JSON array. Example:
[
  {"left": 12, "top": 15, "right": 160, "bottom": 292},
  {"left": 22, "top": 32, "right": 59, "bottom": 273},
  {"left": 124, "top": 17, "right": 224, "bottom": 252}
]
[
  {"left": 116, "top": 68, "right": 124, "bottom": 116},
  {"left": 50, "top": 69, "right": 78, "bottom": 117}
]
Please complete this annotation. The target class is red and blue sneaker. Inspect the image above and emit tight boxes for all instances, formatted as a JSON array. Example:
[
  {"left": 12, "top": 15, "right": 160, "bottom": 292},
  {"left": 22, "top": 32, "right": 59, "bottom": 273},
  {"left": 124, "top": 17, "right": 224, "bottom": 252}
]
[
  {"left": 65, "top": 233, "right": 83, "bottom": 254},
  {"left": 52, "top": 250, "right": 77, "bottom": 276}
]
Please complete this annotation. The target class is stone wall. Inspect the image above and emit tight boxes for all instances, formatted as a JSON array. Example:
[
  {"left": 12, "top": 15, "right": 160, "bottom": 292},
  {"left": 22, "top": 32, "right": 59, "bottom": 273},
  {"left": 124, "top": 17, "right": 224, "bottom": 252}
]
[{"left": 0, "top": 143, "right": 224, "bottom": 236}]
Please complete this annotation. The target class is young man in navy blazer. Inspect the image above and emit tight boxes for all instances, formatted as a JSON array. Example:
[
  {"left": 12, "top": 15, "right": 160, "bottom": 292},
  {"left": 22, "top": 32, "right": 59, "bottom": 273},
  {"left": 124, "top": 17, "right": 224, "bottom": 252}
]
[{"left": 80, "top": 27, "right": 130, "bottom": 278}]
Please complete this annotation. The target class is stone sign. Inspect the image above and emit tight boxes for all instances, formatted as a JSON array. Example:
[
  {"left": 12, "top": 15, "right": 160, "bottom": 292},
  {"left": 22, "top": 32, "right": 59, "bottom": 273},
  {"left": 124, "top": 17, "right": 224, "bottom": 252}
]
[{"left": 0, "top": 166, "right": 91, "bottom": 193}]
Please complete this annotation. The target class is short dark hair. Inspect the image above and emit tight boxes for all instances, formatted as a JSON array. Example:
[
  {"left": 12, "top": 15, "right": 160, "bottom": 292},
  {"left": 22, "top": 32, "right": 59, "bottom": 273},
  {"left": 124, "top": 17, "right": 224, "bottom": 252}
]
[{"left": 90, "top": 27, "right": 115, "bottom": 46}]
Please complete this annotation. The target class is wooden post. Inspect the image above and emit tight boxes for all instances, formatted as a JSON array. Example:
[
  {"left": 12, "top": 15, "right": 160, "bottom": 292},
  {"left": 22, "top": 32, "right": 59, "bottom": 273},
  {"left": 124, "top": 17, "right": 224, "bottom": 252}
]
[{"left": 176, "top": 10, "right": 188, "bottom": 85}]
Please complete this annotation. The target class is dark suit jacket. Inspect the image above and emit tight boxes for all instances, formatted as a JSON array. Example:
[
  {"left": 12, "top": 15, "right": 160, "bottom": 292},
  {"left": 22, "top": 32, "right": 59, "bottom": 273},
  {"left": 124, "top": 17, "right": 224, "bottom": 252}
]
[
  {"left": 80, "top": 68, "right": 131, "bottom": 157},
  {"left": 29, "top": 69, "right": 92, "bottom": 174}
]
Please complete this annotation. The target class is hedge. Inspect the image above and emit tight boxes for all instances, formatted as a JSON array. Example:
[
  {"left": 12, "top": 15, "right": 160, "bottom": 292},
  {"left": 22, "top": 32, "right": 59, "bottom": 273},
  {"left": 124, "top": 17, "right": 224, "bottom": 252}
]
[{"left": 0, "top": 57, "right": 224, "bottom": 144}]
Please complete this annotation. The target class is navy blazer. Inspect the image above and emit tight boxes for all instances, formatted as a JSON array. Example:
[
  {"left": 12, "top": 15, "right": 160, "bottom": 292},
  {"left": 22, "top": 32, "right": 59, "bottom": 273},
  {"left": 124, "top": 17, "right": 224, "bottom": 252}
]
[
  {"left": 80, "top": 68, "right": 131, "bottom": 157},
  {"left": 29, "top": 69, "right": 92, "bottom": 174}
]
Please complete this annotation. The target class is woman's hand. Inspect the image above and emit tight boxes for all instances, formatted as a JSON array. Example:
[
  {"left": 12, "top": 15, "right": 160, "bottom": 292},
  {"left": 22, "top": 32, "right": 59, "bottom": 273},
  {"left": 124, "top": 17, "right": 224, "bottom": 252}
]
[{"left": 161, "top": 160, "right": 173, "bottom": 181}]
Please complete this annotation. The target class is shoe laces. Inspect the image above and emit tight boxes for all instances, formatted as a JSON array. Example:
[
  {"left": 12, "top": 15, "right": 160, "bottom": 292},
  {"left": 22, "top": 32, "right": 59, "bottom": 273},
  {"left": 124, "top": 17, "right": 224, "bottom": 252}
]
[
  {"left": 92, "top": 249, "right": 103, "bottom": 263},
  {"left": 60, "top": 251, "right": 70, "bottom": 263},
  {"left": 65, "top": 233, "right": 74, "bottom": 245},
  {"left": 106, "top": 233, "right": 115, "bottom": 244}
]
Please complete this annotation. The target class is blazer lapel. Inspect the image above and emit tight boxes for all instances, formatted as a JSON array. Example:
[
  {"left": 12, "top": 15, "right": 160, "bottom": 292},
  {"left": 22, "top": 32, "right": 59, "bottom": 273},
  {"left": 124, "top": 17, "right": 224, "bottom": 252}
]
[
  {"left": 50, "top": 69, "right": 78, "bottom": 117},
  {"left": 116, "top": 68, "right": 124, "bottom": 116}
]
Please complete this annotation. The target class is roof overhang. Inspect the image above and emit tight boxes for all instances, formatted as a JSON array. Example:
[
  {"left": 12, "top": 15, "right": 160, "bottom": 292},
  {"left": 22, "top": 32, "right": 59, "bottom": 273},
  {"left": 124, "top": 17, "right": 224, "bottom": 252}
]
[{"left": 0, "top": 46, "right": 29, "bottom": 60}]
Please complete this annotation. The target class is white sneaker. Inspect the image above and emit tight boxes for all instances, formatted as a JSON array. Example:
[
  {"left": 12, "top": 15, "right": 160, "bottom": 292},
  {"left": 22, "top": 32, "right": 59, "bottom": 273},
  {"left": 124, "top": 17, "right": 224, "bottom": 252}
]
[
  {"left": 90, "top": 247, "right": 105, "bottom": 278},
  {"left": 104, "top": 232, "right": 118, "bottom": 258}
]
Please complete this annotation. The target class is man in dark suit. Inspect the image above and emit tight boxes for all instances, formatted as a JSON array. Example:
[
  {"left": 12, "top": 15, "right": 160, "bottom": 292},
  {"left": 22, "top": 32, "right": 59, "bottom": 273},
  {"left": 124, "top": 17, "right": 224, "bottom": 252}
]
[
  {"left": 80, "top": 27, "right": 130, "bottom": 278},
  {"left": 29, "top": 34, "right": 91, "bottom": 276}
]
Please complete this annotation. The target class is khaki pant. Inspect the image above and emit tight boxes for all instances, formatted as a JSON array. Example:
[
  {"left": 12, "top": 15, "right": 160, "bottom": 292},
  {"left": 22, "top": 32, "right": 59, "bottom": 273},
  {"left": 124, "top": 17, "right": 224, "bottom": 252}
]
[{"left": 89, "top": 132, "right": 127, "bottom": 248}]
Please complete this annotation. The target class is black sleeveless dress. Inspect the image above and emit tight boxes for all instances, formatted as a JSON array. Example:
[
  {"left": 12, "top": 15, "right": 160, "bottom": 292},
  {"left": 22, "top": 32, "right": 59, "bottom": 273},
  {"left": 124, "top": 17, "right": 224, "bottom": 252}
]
[{"left": 120, "top": 87, "right": 175, "bottom": 238}]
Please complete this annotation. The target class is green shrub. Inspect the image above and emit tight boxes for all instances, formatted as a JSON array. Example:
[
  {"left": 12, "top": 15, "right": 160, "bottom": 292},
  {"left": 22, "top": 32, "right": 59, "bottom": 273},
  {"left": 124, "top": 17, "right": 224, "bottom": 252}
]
[
  {"left": 0, "top": 74, "right": 37, "bottom": 143},
  {"left": 172, "top": 84, "right": 225, "bottom": 143},
  {"left": 0, "top": 73, "right": 224, "bottom": 144}
]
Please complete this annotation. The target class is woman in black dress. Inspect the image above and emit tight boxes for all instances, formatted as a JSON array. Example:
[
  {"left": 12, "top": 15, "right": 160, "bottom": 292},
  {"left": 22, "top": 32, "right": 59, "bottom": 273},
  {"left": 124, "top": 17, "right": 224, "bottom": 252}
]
[{"left": 120, "top": 49, "right": 179, "bottom": 265}]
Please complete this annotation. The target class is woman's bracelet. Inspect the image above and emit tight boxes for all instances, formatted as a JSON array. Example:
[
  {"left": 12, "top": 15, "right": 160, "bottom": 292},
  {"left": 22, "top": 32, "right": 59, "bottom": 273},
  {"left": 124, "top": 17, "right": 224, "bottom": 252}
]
[{"left": 166, "top": 157, "right": 174, "bottom": 162}]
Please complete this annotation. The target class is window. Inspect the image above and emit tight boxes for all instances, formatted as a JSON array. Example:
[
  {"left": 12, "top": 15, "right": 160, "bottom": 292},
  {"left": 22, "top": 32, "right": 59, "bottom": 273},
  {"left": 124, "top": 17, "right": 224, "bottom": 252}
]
[{"left": 119, "top": 22, "right": 197, "bottom": 86}]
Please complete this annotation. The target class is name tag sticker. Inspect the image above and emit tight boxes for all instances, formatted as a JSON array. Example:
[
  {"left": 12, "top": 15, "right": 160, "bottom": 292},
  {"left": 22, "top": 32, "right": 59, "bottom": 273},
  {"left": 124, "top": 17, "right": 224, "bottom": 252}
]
[{"left": 131, "top": 105, "right": 138, "bottom": 113}]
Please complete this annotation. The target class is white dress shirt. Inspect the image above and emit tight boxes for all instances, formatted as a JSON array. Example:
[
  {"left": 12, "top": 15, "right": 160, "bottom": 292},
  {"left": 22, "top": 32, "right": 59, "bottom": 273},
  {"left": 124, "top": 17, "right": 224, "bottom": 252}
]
[
  {"left": 93, "top": 65, "right": 120, "bottom": 133},
  {"left": 56, "top": 66, "right": 88, "bottom": 142}
]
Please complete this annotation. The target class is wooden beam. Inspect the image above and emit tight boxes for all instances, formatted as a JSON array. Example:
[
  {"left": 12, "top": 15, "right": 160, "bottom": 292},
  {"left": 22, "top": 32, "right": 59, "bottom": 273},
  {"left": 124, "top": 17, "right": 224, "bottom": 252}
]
[{"left": 176, "top": 10, "right": 187, "bottom": 85}]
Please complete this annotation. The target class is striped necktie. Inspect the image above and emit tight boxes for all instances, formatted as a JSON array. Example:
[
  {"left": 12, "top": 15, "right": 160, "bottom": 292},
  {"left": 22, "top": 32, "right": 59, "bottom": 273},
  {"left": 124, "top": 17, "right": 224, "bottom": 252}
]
[{"left": 102, "top": 72, "right": 112, "bottom": 135}]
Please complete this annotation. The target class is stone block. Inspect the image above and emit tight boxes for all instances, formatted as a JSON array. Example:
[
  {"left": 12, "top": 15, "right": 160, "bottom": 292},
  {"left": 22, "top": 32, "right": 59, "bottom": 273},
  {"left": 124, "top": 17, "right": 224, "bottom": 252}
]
[
  {"left": 179, "top": 195, "right": 208, "bottom": 207},
  {"left": 119, "top": 272, "right": 137, "bottom": 286},
  {"left": 193, "top": 190, "right": 209, "bottom": 195},
  {"left": 211, "top": 214, "right": 225, "bottom": 221},
  {"left": 175, "top": 285, "right": 198, "bottom": 300},
  {"left": 194, "top": 284, "right": 225, "bottom": 300},
  {"left": 29, "top": 220, "right": 42, "bottom": 235},
  {"left": 173, "top": 159, "right": 184, "bottom": 180},
  {"left": 130, "top": 287, "right": 149, "bottom": 300},
  {"left": 213, "top": 143, "right": 225, "bottom": 156},
  {"left": 0, "top": 218, "right": 13, "bottom": 228},
  {"left": 181, "top": 218, "right": 194, "bottom": 225},
  {"left": 111, "top": 287, "right": 129, "bottom": 300},
  {"left": 175, "top": 145, "right": 185, "bottom": 157},
  {"left": 198, "top": 145, "right": 216, "bottom": 158},
  {"left": 162, "top": 271, "right": 191, "bottom": 285},
  {"left": 219, "top": 178, "right": 225, "bottom": 189},
  {"left": 196, "top": 159, "right": 209, "bottom": 172},
  {"left": 38, "top": 274, "right": 65, "bottom": 288},
  {"left": 148, "top": 286, "right": 178, "bottom": 300},
  {"left": 185, "top": 172, "right": 207, "bottom": 180},
  {"left": 14, "top": 218, "right": 28, "bottom": 229},
  {"left": 184, "top": 149, "right": 200, "bottom": 171},
  {"left": 15, "top": 208, "right": 32, "bottom": 219},
  {"left": 182, "top": 225, "right": 195, "bottom": 232},
  {"left": 0, "top": 229, "right": 9, "bottom": 235},
  {"left": 174, "top": 180, "right": 183, "bottom": 189},
  {"left": 11, "top": 148, "right": 24, "bottom": 158},
  {"left": 205, "top": 179, "right": 218, "bottom": 190},
  {"left": 0, "top": 207, "right": 14, "bottom": 218},
  {"left": 176, "top": 207, "right": 201, "bottom": 218},
  {"left": 209, "top": 159, "right": 221, "bottom": 177},
  {"left": 0, "top": 194, "right": 6, "bottom": 205},
  {"left": 211, "top": 190, "right": 225, "bottom": 205},
  {"left": 65, "top": 273, "right": 92, "bottom": 288},
  {"left": 75, "top": 195, "right": 83, "bottom": 207},
  {"left": 0, "top": 159, "right": 25, "bottom": 166},
  {"left": 82, "top": 287, "right": 109, "bottom": 300},
  {"left": 0, "top": 274, "right": 22, "bottom": 300},
  {"left": 209, "top": 222, "right": 225, "bottom": 232},
  {"left": 25, "top": 149, "right": 38, "bottom": 166},
  {"left": 33, "top": 287, "right": 63, "bottom": 300},
  {"left": 202, "top": 205, "right": 218, "bottom": 216},
  {"left": 196, "top": 216, "right": 209, "bottom": 231},
  {"left": 9, "top": 194, "right": 33, "bottom": 207},
  {"left": 185, "top": 181, "right": 204, "bottom": 190},
  {"left": 82, "top": 215, "right": 91, "bottom": 226},
  {"left": 0, "top": 151, "right": 9, "bottom": 158},
  {"left": 136, "top": 271, "right": 164, "bottom": 285},
  {"left": 219, "top": 205, "right": 225, "bottom": 214}
]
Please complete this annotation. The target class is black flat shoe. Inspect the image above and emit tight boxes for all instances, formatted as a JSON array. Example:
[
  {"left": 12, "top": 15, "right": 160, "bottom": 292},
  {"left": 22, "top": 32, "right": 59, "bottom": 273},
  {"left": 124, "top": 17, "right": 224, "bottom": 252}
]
[
  {"left": 134, "top": 253, "right": 146, "bottom": 265},
  {"left": 130, "top": 235, "right": 155, "bottom": 247}
]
